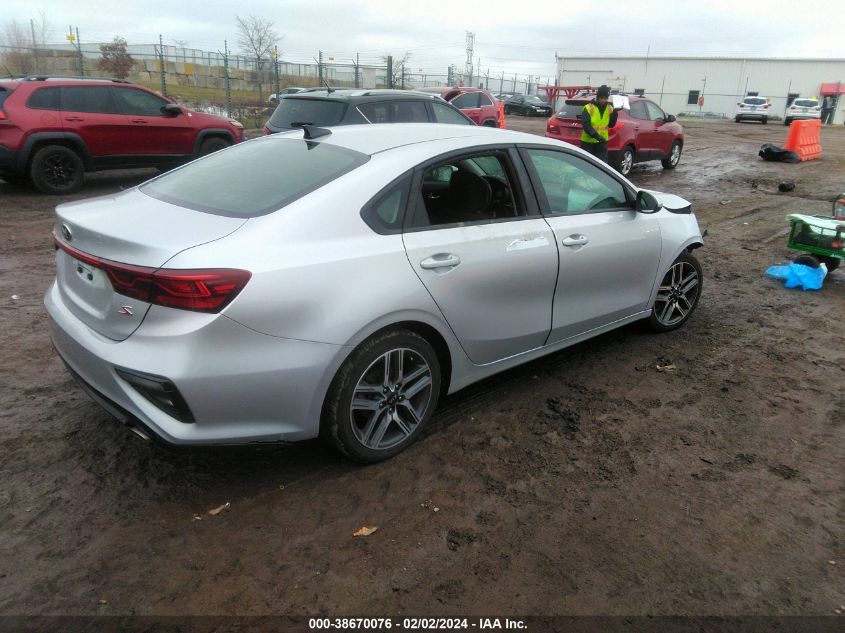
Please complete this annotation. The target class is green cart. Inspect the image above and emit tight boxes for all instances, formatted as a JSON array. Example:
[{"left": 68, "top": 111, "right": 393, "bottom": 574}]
[{"left": 786, "top": 194, "right": 845, "bottom": 272}]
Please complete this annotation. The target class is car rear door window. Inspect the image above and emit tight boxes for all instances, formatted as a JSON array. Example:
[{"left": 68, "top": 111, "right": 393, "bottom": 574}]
[
  {"left": 451, "top": 92, "right": 481, "bottom": 109},
  {"left": 524, "top": 148, "right": 629, "bottom": 214},
  {"left": 629, "top": 101, "right": 649, "bottom": 120},
  {"left": 268, "top": 98, "right": 348, "bottom": 129},
  {"left": 61, "top": 86, "right": 122, "bottom": 114},
  {"left": 26, "top": 87, "right": 61, "bottom": 110},
  {"left": 357, "top": 102, "right": 390, "bottom": 123},
  {"left": 141, "top": 138, "right": 369, "bottom": 217},
  {"left": 392, "top": 100, "right": 429, "bottom": 122},
  {"left": 430, "top": 101, "right": 472, "bottom": 125},
  {"left": 113, "top": 88, "right": 168, "bottom": 116}
]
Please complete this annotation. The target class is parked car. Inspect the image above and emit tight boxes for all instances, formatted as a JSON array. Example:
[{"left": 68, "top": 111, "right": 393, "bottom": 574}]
[
  {"left": 262, "top": 89, "right": 474, "bottom": 134},
  {"left": 268, "top": 87, "right": 306, "bottom": 103},
  {"left": 784, "top": 98, "right": 821, "bottom": 125},
  {"left": 735, "top": 96, "right": 770, "bottom": 124},
  {"left": 503, "top": 94, "right": 553, "bottom": 117},
  {"left": 0, "top": 76, "right": 245, "bottom": 194},
  {"left": 545, "top": 93, "right": 684, "bottom": 176},
  {"left": 416, "top": 87, "right": 504, "bottom": 127},
  {"left": 46, "top": 123, "right": 704, "bottom": 462}
]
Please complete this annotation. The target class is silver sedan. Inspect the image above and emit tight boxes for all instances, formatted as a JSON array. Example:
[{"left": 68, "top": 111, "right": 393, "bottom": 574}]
[{"left": 45, "top": 123, "right": 704, "bottom": 462}]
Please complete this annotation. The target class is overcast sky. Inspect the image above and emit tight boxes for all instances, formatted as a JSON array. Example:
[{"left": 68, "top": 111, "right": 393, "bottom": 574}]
[{"left": 3, "top": 0, "right": 841, "bottom": 81}]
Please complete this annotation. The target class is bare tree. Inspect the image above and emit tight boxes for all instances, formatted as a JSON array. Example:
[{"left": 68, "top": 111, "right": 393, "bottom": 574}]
[
  {"left": 98, "top": 37, "right": 135, "bottom": 79},
  {"left": 0, "top": 20, "right": 35, "bottom": 76},
  {"left": 235, "top": 14, "right": 279, "bottom": 102},
  {"left": 389, "top": 53, "right": 411, "bottom": 89}
]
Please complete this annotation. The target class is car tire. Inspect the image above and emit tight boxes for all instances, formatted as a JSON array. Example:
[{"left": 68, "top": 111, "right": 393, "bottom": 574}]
[
  {"left": 612, "top": 146, "right": 635, "bottom": 176},
  {"left": 321, "top": 329, "right": 441, "bottom": 463},
  {"left": 819, "top": 256, "right": 841, "bottom": 272},
  {"left": 735, "top": 115, "right": 741, "bottom": 123},
  {"left": 198, "top": 137, "right": 230, "bottom": 156},
  {"left": 30, "top": 145, "right": 84, "bottom": 195},
  {"left": 648, "top": 252, "right": 703, "bottom": 333},
  {"left": 482, "top": 120, "right": 496, "bottom": 127},
  {"left": 661, "top": 141, "right": 682, "bottom": 170},
  {"left": 784, "top": 117, "right": 792, "bottom": 126},
  {"left": 762, "top": 117, "right": 768, "bottom": 125}
]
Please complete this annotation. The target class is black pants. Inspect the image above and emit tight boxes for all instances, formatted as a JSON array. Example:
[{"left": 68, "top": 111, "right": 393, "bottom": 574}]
[{"left": 581, "top": 140, "right": 609, "bottom": 163}]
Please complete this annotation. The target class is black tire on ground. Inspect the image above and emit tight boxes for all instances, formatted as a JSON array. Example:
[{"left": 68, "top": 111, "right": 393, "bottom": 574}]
[
  {"left": 648, "top": 251, "right": 703, "bottom": 333},
  {"left": 29, "top": 145, "right": 84, "bottom": 195},
  {"left": 819, "top": 256, "right": 841, "bottom": 272},
  {"left": 762, "top": 117, "right": 768, "bottom": 125},
  {"left": 482, "top": 120, "right": 496, "bottom": 127},
  {"left": 784, "top": 118, "right": 792, "bottom": 126},
  {"left": 321, "top": 329, "right": 441, "bottom": 463},
  {"left": 793, "top": 254, "right": 820, "bottom": 268},
  {"left": 735, "top": 115, "right": 741, "bottom": 123},
  {"left": 661, "top": 141, "right": 682, "bottom": 170},
  {"left": 611, "top": 145, "right": 635, "bottom": 176},
  {"left": 198, "top": 137, "right": 230, "bottom": 156}
]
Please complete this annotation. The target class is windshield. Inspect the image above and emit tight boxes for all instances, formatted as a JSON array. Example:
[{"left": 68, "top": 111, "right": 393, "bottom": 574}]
[
  {"left": 744, "top": 98, "right": 767, "bottom": 105},
  {"left": 141, "top": 138, "right": 369, "bottom": 217},
  {"left": 793, "top": 99, "right": 818, "bottom": 107},
  {"left": 268, "top": 97, "right": 348, "bottom": 129}
]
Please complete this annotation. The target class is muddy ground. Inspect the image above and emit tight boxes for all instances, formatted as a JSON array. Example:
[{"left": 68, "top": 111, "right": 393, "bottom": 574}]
[{"left": 0, "top": 118, "right": 843, "bottom": 624}]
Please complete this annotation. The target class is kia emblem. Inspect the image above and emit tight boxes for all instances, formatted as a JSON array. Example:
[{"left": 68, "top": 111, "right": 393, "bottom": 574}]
[{"left": 60, "top": 223, "right": 73, "bottom": 241}]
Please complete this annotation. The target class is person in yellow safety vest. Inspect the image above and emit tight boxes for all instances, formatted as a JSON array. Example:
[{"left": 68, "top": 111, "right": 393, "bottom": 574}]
[{"left": 580, "top": 85, "right": 619, "bottom": 164}]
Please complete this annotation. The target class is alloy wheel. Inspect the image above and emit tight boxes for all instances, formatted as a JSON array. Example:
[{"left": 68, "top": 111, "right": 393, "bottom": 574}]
[
  {"left": 349, "top": 348, "right": 434, "bottom": 450},
  {"left": 669, "top": 143, "right": 681, "bottom": 166},
  {"left": 620, "top": 149, "right": 634, "bottom": 175},
  {"left": 654, "top": 260, "right": 700, "bottom": 327},
  {"left": 42, "top": 153, "right": 78, "bottom": 189}
]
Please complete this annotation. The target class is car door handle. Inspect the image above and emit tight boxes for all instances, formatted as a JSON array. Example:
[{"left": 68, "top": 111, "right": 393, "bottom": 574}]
[
  {"left": 561, "top": 235, "right": 589, "bottom": 247},
  {"left": 130, "top": 119, "right": 148, "bottom": 124},
  {"left": 420, "top": 254, "right": 461, "bottom": 270},
  {"left": 64, "top": 116, "right": 84, "bottom": 122}
]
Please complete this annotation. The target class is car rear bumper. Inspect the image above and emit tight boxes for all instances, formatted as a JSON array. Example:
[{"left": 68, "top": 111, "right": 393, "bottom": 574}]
[
  {"left": 45, "top": 280, "right": 348, "bottom": 445},
  {"left": 736, "top": 112, "right": 768, "bottom": 119}
]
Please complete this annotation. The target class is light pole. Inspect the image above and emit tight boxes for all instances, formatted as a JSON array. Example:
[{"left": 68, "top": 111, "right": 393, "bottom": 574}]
[{"left": 271, "top": 47, "right": 280, "bottom": 100}]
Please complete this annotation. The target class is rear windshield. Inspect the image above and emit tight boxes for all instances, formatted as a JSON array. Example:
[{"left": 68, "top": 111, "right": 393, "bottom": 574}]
[
  {"left": 744, "top": 98, "right": 767, "bottom": 105},
  {"left": 268, "top": 97, "right": 348, "bottom": 129},
  {"left": 0, "top": 87, "right": 10, "bottom": 109},
  {"left": 557, "top": 101, "right": 587, "bottom": 118},
  {"left": 793, "top": 99, "right": 818, "bottom": 107},
  {"left": 141, "top": 138, "right": 369, "bottom": 217}
]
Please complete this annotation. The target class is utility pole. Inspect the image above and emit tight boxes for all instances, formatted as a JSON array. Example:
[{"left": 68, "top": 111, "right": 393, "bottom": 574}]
[
  {"left": 272, "top": 47, "right": 280, "bottom": 99},
  {"left": 223, "top": 40, "right": 232, "bottom": 117},
  {"left": 158, "top": 34, "right": 167, "bottom": 96},
  {"left": 67, "top": 27, "right": 84, "bottom": 77},
  {"left": 464, "top": 31, "right": 474, "bottom": 87},
  {"left": 318, "top": 50, "right": 324, "bottom": 86},
  {"left": 499, "top": 71, "right": 504, "bottom": 95},
  {"left": 386, "top": 55, "right": 393, "bottom": 88},
  {"left": 354, "top": 53, "right": 359, "bottom": 89}
]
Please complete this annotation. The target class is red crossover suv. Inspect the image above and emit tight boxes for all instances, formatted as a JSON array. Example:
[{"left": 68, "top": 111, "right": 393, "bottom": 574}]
[
  {"left": 416, "top": 87, "right": 505, "bottom": 128},
  {"left": 545, "top": 94, "right": 684, "bottom": 176},
  {"left": 0, "top": 77, "right": 245, "bottom": 194}
]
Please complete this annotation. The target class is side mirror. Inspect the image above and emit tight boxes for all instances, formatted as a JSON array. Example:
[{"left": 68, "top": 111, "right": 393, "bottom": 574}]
[
  {"left": 162, "top": 103, "right": 182, "bottom": 116},
  {"left": 665, "top": 114, "right": 676, "bottom": 123},
  {"left": 636, "top": 190, "right": 660, "bottom": 213},
  {"left": 834, "top": 193, "right": 845, "bottom": 221}
]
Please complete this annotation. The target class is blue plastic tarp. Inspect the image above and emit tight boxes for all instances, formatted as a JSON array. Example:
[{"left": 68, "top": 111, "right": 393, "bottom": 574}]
[{"left": 765, "top": 262, "right": 827, "bottom": 290}]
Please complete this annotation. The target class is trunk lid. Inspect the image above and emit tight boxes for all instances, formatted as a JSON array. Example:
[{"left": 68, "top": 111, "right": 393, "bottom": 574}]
[{"left": 53, "top": 188, "right": 248, "bottom": 341}]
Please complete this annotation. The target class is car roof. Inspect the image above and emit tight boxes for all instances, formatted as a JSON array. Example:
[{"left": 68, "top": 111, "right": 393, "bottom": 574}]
[
  {"left": 283, "top": 89, "right": 442, "bottom": 103},
  {"left": 265, "top": 122, "right": 560, "bottom": 156}
]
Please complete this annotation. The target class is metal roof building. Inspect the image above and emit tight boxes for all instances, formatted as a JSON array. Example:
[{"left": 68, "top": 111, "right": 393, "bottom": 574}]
[{"left": 554, "top": 55, "right": 845, "bottom": 124}]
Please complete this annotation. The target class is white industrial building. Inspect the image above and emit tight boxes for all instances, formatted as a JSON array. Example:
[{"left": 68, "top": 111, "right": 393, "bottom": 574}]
[{"left": 553, "top": 55, "right": 845, "bottom": 124}]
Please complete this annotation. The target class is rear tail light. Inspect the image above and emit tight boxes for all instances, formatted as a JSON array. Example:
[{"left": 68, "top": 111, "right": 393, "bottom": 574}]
[
  {"left": 547, "top": 121, "right": 559, "bottom": 133},
  {"left": 764, "top": 103, "right": 770, "bottom": 109},
  {"left": 262, "top": 126, "right": 271, "bottom": 135},
  {"left": 0, "top": 110, "right": 6, "bottom": 121},
  {"left": 54, "top": 233, "right": 251, "bottom": 313}
]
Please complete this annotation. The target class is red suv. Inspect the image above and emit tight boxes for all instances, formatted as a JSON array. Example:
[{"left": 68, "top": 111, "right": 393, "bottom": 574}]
[
  {"left": 0, "top": 77, "right": 245, "bottom": 194},
  {"left": 545, "top": 93, "right": 683, "bottom": 176},
  {"left": 416, "top": 87, "right": 505, "bottom": 128}
]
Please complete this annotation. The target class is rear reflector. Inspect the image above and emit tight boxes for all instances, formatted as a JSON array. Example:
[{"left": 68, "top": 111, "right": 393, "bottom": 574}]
[{"left": 54, "top": 232, "right": 251, "bottom": 313}]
